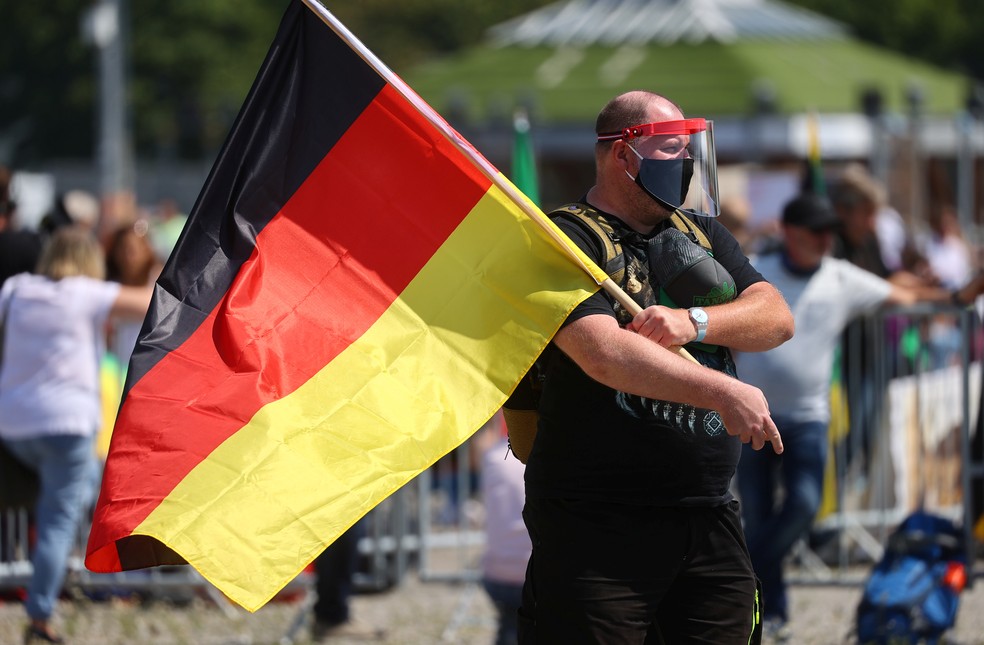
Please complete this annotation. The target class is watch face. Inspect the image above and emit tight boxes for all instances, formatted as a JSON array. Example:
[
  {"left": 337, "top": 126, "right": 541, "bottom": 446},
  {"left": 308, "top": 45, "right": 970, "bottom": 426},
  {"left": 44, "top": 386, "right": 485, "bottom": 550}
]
[{"left": 691, "top": 308, "right": 708, "bottom": 323}]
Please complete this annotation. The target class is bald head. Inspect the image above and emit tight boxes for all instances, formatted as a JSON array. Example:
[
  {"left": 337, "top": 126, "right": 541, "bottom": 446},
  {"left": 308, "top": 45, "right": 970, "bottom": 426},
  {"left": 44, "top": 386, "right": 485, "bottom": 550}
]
[{"left": 595, "top": 91, "right": 683, "bottom": 141}]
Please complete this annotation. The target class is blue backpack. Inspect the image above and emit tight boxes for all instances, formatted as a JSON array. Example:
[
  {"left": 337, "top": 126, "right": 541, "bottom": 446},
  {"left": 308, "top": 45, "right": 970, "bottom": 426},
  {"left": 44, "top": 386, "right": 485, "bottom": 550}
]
[{"left": 856, "top": 511, "right": 968, "bottom": 644}]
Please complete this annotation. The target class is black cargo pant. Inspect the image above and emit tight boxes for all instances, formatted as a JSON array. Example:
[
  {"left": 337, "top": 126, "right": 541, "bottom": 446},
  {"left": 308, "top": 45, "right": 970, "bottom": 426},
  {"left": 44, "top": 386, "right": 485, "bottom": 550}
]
[{"left": 519, "top": 498, "right": 762, "bottom": 644}]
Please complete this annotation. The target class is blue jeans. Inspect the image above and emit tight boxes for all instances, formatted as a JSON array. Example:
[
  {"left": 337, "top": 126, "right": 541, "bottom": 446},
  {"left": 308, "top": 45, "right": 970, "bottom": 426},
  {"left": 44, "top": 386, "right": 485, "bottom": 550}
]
[
  {"left": 483, "top": 578, "right": 522, "bottom": 645},
  {"left": 2, "top": 434, "right": 97, "bottom": 621},
  {"left": 736, "top": 418, "right": 827, "bottom": 622}
]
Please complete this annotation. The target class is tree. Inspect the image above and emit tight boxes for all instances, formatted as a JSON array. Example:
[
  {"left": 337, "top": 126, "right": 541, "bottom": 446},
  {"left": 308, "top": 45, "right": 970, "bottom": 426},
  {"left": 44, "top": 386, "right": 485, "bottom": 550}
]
[
  {"left": 786, "top": 0, "right": 984, "bottom": 84},
  {"left": 0, "top": 0, "right": 553, "bottom": 164},
  {"left": 128, "top": 1, "right": 284, "bottom": 159},
  {"left": 0, "top": 0, "right": 97, "bottom": 162}
]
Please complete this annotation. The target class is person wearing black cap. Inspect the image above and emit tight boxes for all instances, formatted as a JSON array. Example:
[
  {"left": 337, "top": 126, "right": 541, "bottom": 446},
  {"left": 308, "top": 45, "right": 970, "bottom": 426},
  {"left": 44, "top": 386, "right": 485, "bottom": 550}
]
[
  {"left": 519, "top": 91, "right": 794, "bottom": 644},
  {"left": 734, "top": 193, "right": 984, "bottom": 642}
]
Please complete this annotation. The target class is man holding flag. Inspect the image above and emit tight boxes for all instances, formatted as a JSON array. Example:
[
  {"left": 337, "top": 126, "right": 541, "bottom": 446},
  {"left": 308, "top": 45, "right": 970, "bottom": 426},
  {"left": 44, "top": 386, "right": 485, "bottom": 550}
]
[
  {"left": 518, "top": 91, "right": 794, "bottom": 643},
  {"left": 84, "top": 1, "right": 792, "bottom": 636}
]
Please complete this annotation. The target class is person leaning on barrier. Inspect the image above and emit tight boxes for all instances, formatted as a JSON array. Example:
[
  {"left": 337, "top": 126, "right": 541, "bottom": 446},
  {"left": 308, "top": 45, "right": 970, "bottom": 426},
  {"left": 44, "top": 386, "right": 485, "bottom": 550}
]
[
  {"left": 734, "top": 193, "right": 984, "bottom": 642},
  {"left": 518, "top": 90, "right": 794, "bottom": 644},
  {"left": 828, "top": 162, "right": 971, "bottom": 475}
]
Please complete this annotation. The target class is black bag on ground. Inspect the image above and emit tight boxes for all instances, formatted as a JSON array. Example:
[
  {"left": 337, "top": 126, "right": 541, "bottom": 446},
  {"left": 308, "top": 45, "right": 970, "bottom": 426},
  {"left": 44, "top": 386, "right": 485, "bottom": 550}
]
[{"left": 855, "top": 510, "right": 967, "bottom": 645}]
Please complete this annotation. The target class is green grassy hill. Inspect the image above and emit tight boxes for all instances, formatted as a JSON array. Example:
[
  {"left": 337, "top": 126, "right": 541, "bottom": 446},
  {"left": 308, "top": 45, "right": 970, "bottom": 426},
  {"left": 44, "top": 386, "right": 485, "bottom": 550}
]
[{"left": 405, "top": 39, "right": 969, "bottom": 122}]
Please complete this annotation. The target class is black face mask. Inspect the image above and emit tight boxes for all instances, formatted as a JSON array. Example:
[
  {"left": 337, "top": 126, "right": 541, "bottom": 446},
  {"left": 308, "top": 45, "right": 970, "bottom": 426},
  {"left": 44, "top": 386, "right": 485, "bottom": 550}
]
[{"left": 627, "top": 147, "right": 694, "bottom": 212}]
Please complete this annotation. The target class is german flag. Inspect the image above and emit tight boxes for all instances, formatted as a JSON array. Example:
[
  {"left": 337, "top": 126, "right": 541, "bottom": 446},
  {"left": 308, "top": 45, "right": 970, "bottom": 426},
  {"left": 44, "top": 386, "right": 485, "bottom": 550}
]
[{"left": 85, "top": 0, "right": 604, "bottom": 611}]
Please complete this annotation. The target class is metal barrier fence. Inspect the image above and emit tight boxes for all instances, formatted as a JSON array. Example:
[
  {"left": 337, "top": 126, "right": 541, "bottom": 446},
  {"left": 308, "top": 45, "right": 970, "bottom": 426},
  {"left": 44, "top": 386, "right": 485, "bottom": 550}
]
[
  {"left": 3, "top": 302, "right": 983, "bottom": 602},
  {"left": 786, "top": 302, "right": 984, "bottom": 583}
]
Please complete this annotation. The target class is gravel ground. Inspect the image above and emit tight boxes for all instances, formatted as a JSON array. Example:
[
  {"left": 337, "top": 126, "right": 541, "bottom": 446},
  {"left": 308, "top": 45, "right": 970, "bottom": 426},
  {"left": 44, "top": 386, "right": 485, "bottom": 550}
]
[{"left": 2, "top": 572, "right": 984, "bottom": 644}]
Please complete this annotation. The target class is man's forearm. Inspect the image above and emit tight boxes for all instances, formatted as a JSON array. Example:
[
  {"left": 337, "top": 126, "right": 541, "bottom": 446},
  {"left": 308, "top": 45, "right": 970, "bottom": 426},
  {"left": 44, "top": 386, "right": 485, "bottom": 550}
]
[
  {"left": 559, "top": 316, "right": 749, "bottom": 409},
  {"left": 699, "top": 282, "right": 793, "bottom": 352}
]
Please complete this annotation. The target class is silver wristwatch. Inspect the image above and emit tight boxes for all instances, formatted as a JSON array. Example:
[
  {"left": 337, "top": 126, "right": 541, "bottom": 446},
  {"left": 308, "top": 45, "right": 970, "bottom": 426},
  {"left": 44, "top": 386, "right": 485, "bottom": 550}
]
[{"left": 688, "top": 307, "right": 708, "bottom": 343}]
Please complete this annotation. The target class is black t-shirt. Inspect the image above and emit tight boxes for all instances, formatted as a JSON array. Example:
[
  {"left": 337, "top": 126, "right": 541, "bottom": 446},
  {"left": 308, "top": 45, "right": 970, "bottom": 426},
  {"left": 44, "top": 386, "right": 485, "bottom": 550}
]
[{"left": 524, "top": 205, "right": 766, "bottom": 507}]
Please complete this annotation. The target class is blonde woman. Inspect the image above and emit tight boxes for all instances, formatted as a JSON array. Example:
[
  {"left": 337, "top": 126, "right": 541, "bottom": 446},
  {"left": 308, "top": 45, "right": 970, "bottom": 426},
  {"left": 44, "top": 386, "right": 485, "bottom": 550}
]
[{"left": 0, "top": 226, "right": 152, "bottom": 644}]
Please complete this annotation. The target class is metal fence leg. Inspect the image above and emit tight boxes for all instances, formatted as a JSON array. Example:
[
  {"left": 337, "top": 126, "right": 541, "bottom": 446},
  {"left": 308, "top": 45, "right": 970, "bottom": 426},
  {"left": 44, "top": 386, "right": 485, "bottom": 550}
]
[
  {"left": 440, "top": 581, "right": 492, "bottom": 642},
  {"left": 280, "top": 587, "right": 317, "bottom": 645}
]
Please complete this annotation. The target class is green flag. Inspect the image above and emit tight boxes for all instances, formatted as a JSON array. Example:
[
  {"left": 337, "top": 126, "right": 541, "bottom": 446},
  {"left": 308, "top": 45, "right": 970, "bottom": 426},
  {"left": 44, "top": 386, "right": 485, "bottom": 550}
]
[
  {"left": 512, "top": 108, "right": 540, "bottom": 206},
  {"left": 804, "top": 110, "right": 826, "bottom": 196}
]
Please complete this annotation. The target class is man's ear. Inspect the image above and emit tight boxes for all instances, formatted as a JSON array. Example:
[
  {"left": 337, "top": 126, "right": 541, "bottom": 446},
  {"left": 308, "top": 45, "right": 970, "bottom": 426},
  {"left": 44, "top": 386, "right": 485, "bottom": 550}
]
[{"left": 611, "top": 140, "right": 634, "bottom": 174}]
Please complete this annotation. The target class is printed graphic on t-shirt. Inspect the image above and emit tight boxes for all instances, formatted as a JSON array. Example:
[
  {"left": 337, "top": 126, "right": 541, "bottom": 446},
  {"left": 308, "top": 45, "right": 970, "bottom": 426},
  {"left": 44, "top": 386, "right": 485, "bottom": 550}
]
[
  {"left": 613, "top": 347, "right": 735, "bottom": 438},
  {"left": 614, "top": 393, "right": 727, "bottom": 437}
]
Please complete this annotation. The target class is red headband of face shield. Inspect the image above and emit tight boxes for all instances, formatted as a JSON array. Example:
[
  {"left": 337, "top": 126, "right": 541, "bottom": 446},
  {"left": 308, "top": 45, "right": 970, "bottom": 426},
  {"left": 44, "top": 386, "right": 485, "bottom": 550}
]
[{"left": 597, "top": 118, "right": 708, "bottom": 142}]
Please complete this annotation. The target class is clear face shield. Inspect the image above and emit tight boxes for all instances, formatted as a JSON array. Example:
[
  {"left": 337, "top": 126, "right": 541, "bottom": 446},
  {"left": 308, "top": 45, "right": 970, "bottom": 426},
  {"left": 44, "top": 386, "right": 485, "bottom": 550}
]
[{"left": 598, "top": 118, "right": 720, "bottom": 217}]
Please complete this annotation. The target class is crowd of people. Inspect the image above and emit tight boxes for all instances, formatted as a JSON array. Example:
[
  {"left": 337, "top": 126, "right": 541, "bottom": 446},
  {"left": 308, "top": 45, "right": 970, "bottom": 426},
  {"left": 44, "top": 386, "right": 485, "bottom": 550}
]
[{"left": 2, "top": 84, "right": 983, "bottom": 645}]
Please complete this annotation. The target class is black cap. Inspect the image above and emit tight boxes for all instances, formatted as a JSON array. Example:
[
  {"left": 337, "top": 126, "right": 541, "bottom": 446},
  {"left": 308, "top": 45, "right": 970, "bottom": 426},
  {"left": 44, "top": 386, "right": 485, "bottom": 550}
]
[{"left": 782, "top": 194, "right": 839, "bottom": 231}]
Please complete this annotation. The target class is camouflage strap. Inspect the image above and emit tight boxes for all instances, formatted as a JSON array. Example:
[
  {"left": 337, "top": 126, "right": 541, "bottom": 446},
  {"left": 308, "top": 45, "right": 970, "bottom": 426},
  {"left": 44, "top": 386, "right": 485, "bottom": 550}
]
[
  {"left": 549, "top": 203, "right": 713, "bottom": 288},
  {"left": 549, "top": 203, "right": 626, "bottom": 284},
  {"left": 670, "top": 209, "right": 712, "bottom": 251}
]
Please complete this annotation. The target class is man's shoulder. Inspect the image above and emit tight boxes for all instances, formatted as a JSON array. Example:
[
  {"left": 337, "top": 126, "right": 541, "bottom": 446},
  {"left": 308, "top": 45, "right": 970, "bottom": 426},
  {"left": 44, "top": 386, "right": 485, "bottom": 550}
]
[
  {"left": 547, "top": 201, "right": 633, "bottom": 235},
  {"left": 547, "top": 201, "right": 593, "bottom": 218},
  {"left": 548, "top": 202, "right": 604, "bottom": 237}
]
